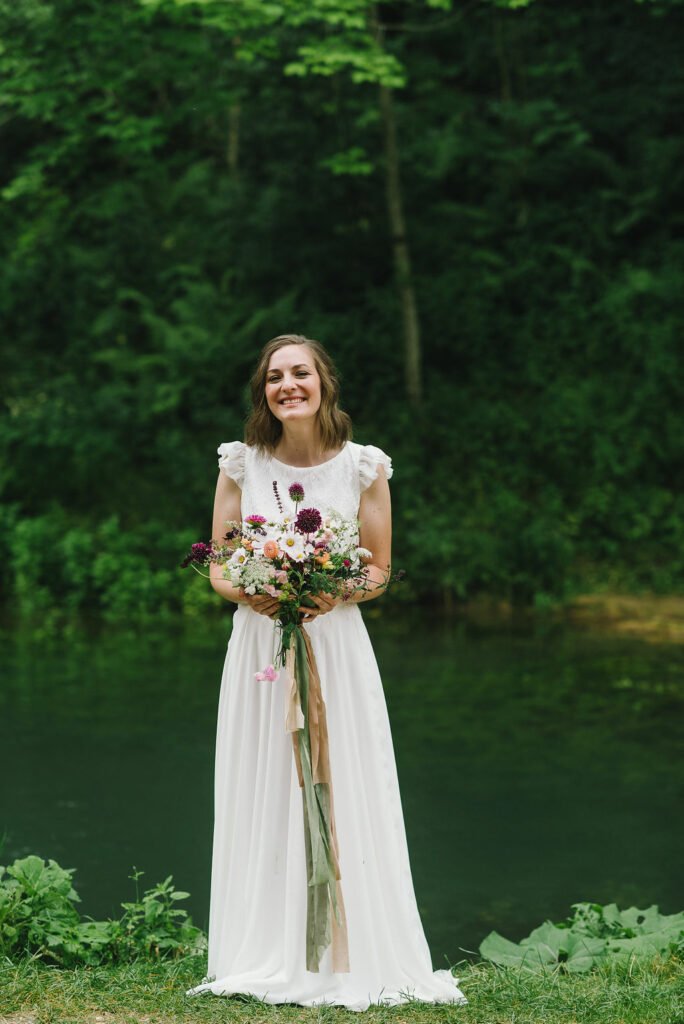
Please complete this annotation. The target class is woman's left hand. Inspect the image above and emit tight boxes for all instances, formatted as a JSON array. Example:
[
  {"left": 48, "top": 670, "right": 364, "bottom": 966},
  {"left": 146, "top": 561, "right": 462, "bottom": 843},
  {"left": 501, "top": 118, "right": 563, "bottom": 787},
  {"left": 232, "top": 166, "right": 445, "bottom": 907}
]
[{"left": 298, "top": 593, "right": 340, "bottom": 622}]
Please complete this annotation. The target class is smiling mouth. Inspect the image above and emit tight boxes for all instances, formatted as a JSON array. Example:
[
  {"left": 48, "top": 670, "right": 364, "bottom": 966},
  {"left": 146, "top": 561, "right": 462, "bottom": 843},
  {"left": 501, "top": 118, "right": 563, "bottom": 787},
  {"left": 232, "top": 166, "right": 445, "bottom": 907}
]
[{"left": 280, "top": 397, "right": 306, "bottom": 405}]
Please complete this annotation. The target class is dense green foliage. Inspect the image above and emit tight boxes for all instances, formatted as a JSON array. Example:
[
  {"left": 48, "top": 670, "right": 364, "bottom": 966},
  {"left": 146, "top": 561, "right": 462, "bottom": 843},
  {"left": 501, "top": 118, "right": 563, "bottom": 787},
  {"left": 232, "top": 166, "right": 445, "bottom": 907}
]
[
  {"left": 480, "top": 902, "right": 684, "bottom": 973},
  {"left": 1, "top": 0, "right": 683, "bottom": 618},
  {"left": 0, "top": 855, "right": 204, "bottom": 965}
]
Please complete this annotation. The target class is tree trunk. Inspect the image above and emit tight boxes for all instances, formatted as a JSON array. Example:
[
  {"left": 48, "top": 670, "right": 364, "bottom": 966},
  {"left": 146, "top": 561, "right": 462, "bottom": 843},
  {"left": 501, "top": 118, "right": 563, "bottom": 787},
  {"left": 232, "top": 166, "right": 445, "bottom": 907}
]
[
  {"left": 494, "top": 14, "right": 513, "bottom": 104},
  {"left": 227, "top": 101, "right": 240, "bottom": 178},
  {"left": 372, "top": 10, "right": 422, "bottom": 406}
]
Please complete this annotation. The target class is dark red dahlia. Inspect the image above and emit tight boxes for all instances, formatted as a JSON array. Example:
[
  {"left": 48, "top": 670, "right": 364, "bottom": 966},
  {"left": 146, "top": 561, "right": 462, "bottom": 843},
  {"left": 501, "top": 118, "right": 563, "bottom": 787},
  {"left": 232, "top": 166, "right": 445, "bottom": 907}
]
[
  {"left": 295, "top": 507, "right": 322, "bottom": 534},
  {"left": 180, "top": 541, "right": 214, "bottom": 568}
]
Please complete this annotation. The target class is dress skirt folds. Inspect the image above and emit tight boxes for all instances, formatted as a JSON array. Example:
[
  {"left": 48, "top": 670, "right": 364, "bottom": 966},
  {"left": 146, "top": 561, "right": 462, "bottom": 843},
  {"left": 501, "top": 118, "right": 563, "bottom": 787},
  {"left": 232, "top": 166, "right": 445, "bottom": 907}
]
[{"left": 186, "top": 440, "right": 467, "bottom": 1012}]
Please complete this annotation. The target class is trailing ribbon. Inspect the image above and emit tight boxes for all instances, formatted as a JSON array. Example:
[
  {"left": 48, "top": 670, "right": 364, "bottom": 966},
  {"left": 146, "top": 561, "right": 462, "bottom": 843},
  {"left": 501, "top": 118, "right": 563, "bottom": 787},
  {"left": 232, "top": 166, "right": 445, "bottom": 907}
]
[{"left": 284, "top": 626, "right": 350, "bottom": 973}]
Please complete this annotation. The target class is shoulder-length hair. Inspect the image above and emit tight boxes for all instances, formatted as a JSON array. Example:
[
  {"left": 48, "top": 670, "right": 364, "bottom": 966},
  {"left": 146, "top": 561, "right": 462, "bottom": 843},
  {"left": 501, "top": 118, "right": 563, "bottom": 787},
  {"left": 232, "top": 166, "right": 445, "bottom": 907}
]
[{"left": 244, "top": 334, "right": 352, "bottom": 454}]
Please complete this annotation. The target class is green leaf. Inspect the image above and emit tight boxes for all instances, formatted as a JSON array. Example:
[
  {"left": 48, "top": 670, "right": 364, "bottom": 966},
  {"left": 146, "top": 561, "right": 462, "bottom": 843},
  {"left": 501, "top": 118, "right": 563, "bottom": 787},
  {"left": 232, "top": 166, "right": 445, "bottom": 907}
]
[
  {"left": 561, "top": 933, "right": 607, "bottom": 973},
  {"left": 522, "top": 921, "right": 569, "bottom": 960},
  {"left": 479, "top": 931, "right": 545, "bottom": 971}
]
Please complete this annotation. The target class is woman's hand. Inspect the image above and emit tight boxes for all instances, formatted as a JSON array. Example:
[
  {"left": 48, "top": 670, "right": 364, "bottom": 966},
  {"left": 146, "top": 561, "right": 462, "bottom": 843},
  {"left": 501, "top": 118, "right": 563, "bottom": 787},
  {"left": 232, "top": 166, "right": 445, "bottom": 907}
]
[
  {"left": 298, "top": 592, "right": 341, "bottom": 623},
  {"left": 240, "top": 589, "right": 281, "bottom": 619}
]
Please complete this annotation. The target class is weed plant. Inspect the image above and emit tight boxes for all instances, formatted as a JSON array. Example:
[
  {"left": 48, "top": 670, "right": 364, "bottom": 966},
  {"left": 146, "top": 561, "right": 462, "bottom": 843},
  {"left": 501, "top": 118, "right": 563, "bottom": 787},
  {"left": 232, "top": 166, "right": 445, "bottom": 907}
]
[{"left": 0, "top": 855, "right": 205, "bottom": 966}]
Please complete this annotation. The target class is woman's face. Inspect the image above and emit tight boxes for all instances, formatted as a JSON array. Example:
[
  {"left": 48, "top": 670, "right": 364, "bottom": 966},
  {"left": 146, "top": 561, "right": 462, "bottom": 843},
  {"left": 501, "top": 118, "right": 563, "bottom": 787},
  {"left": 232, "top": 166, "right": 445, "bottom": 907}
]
[{"left": 265, "top": 344, "right": 322, "bottom": 424}]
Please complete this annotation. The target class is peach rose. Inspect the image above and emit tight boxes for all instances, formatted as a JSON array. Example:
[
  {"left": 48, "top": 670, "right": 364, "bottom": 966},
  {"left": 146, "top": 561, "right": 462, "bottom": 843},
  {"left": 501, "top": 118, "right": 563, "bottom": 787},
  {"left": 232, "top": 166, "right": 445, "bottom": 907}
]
[{"left": 263, "top": 540, "right": 279, "bottom": 559}]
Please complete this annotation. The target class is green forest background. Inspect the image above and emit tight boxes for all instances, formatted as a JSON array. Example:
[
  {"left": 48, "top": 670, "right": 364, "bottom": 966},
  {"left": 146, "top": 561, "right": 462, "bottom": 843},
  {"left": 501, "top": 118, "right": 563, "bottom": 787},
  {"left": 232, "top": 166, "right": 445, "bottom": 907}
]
[{"left": 1, "top": 0, "right": 683, "bottom": 624}]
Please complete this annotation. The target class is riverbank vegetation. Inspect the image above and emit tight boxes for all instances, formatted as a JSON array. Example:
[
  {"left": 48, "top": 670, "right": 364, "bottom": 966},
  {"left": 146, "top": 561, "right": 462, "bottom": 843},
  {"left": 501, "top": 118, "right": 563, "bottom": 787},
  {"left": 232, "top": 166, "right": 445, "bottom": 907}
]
[
  {"left": 2, "top": 0, "right": 683, "bottom": 619},
  {"left": 1, "top": 855, "right": 683, "bottom": 1023}
]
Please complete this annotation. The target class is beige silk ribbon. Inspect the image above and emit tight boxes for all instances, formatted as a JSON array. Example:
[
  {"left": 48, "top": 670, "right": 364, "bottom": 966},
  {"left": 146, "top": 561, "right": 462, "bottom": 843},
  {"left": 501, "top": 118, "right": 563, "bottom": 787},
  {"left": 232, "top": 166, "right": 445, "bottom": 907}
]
[
  {"left": 285, "top": 644, "right": 305, "bottom": 734},
  {"left": 284, "top": 628, "right": 350, "bottom": 973}
]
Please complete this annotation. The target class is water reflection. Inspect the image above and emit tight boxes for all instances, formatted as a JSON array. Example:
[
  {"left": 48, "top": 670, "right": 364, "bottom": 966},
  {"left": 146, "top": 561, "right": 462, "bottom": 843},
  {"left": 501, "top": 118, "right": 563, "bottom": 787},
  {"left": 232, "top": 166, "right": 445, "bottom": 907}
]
[{"left": 1, "top": 611, "right": 682, "bottom": 964}]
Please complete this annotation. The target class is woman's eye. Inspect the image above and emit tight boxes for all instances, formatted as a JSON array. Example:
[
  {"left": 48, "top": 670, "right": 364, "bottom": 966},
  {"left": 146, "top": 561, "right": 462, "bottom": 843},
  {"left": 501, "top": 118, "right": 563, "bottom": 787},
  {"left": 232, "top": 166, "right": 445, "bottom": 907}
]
[{"left": 267, "top": 371, "right": 308, "bottom": 382}]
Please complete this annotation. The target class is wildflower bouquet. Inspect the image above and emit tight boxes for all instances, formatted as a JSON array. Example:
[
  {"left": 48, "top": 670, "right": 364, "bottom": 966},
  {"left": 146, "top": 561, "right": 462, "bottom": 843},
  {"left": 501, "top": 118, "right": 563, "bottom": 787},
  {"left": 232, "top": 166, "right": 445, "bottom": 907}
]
[
  {"left": 180, "top": 480, "right": 402, "bottom": 974},
  {"left": 181, "top": 480, "right": 390, "bottom": 660}
]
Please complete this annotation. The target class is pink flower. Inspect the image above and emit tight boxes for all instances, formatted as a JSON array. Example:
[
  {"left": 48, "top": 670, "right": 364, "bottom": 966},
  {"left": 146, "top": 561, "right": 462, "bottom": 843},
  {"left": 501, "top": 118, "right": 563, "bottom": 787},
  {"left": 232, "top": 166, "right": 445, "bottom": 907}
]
[
  {"left": 255, "top": 664, "right": 280, "bottom": 682},
  {"left": 263, "top": 584, "right": 279, "bottom": 598},
  {"left": 275, "top": 569, "right": 289, "bottom": 584}
]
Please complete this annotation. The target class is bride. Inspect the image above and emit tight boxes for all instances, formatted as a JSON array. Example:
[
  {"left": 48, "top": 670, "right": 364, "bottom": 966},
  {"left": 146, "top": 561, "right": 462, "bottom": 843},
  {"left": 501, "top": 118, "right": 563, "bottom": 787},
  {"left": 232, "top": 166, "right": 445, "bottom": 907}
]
[{"left": 186, "top": 333, "right": 467, "bottom": 1011}]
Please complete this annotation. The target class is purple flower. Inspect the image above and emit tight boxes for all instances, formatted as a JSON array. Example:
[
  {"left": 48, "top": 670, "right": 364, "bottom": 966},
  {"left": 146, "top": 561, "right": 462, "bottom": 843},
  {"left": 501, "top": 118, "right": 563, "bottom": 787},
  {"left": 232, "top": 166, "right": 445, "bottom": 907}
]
[
  {"left": 272, "top": 480, "right": 284, "bottom": 514},
  {"left": 180, "top": 541, "right": 214, "bottom": 568},
  {"left": 295, "top": 507, "right": 322, "bottom": 535},
  {"left": 288, "top": 482, "right": 305, "bottom": 503}
]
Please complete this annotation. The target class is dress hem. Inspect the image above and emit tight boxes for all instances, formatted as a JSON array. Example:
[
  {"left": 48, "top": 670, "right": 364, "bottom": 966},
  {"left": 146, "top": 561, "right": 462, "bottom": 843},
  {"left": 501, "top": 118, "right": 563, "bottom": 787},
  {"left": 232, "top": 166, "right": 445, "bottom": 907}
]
[{"left": 185, "top": 971, "right": 468, "bottom": 1012}]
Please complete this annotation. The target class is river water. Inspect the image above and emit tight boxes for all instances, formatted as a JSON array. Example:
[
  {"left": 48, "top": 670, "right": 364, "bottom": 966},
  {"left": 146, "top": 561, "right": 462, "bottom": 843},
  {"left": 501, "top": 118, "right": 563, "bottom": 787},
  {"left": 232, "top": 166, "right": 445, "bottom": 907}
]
[{"left": 1, "top": 609, "right": 682, "bottom": 968}]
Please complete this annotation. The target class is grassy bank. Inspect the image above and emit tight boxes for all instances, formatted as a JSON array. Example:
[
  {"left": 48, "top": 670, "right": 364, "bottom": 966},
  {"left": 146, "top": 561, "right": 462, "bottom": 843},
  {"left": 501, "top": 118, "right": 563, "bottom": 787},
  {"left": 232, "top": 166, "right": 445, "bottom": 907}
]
[
  {"left": 2, "top": 954, "right": 683, "bottom": 1024},
  {"left": 452, "top": 590, "right": 684, "bottom": 644}
]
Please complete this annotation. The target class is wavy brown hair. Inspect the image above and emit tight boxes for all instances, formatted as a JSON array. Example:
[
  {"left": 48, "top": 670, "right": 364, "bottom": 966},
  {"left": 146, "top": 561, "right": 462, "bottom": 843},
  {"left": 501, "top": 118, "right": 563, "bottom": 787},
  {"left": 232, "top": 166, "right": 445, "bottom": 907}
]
[{"left": 244, "top": 334, "right": 352, "bottom": 454}]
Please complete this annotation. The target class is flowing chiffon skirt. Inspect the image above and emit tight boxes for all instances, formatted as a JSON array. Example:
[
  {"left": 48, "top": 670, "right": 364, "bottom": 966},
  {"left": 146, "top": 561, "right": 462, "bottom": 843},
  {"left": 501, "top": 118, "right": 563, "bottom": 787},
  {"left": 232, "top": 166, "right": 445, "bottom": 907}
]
[{"left": 187, "top": 601, "right": 466, "bottom": 1011}]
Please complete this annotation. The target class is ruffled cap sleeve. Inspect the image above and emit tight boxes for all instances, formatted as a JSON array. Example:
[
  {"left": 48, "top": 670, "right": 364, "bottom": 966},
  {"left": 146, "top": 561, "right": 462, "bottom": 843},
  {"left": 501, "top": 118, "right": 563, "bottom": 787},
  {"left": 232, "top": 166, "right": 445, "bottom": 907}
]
[
  {"left": 358, "top": 444, "right": 393, "bottom": 492},
  {"left": 217, "top": 441, "right": 246, "bottom": 488}
]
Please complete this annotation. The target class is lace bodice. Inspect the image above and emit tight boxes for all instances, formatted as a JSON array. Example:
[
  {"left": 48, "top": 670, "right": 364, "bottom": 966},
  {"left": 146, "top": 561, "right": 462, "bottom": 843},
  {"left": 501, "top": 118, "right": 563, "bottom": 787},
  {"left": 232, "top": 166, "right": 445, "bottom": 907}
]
[{"left": 217, "top": 440, "right": 392, "bottom": 523}]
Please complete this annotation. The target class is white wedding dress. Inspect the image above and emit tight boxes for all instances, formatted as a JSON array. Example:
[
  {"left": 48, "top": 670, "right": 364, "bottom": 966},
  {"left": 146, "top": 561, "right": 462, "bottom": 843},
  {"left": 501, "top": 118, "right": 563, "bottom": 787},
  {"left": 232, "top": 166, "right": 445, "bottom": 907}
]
[{"left": 186, "top": 439, "right": 466, "bottom": 1012}]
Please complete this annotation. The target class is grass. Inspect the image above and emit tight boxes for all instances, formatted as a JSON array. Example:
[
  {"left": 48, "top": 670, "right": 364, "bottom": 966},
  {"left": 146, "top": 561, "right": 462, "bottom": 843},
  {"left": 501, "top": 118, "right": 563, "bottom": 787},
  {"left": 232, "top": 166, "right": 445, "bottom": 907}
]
[{"left": 1, "top": 954, "right": 684, "bottom": 1024}]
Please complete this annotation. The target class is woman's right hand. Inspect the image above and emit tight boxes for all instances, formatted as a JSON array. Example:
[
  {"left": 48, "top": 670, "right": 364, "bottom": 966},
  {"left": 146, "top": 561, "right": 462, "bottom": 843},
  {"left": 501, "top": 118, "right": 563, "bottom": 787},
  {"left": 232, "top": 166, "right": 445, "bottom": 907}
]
[{"left": 239, "top": 588, "right": 281, "bottom": 619}]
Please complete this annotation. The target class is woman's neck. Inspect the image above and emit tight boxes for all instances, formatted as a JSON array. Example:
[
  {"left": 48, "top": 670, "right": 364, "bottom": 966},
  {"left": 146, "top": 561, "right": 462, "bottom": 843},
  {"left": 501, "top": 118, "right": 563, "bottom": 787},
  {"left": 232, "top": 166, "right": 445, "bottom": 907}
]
[{"left": 274, "top": 424, "right": 334, "bottom": 467}]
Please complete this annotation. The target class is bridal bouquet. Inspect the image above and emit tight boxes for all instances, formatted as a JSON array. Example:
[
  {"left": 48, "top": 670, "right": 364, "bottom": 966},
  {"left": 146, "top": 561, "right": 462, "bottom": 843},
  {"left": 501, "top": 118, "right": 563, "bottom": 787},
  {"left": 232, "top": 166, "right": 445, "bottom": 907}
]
[
  {"left": 180, "top": 480, "right": 394, "bottom": 661},
  {"left": 180, "top": 480, "right": 403, "bottom": 974}
]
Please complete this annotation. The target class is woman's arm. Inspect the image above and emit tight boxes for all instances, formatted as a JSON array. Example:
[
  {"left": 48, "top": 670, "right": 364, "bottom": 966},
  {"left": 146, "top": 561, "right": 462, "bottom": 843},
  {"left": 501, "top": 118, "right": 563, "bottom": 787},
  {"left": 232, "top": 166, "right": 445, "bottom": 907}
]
[
  {"left": 349, "top": 463, "right": 392, "bottom": 604},
  {"left": 302, "top": 463, "right": 392, "bottom": 620},
  {"left": 209, "top": 471, "right": 280, "bottom": 616},
  {"left": 209, "top": 471, "right": 243, "bottom": 603}
]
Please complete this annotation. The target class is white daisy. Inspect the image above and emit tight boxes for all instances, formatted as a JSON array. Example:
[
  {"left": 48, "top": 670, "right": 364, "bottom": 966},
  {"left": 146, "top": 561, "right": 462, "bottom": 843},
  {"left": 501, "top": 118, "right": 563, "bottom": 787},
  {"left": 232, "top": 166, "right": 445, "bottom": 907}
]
[
  {"left": 229, "top": 547, "right": 250, "bottom": 566},
  {"left": 280, "top": 533, "right": 305, "bottom": 558}
]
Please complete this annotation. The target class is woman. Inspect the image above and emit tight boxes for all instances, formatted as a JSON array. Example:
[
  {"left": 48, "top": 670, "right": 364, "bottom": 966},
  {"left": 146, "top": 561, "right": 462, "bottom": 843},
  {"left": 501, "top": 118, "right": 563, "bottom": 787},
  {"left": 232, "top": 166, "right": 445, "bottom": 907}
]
[{"left": 187, "top": 334, "right": 466, "bottom": 1011}]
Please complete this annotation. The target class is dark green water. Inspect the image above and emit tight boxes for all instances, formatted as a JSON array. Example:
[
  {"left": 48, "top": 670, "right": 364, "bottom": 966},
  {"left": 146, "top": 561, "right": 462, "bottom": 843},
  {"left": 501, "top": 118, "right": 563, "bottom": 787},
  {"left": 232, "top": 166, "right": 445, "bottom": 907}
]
[{"left": 1, "top": 610, "right": 683, "bottom": 969}]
